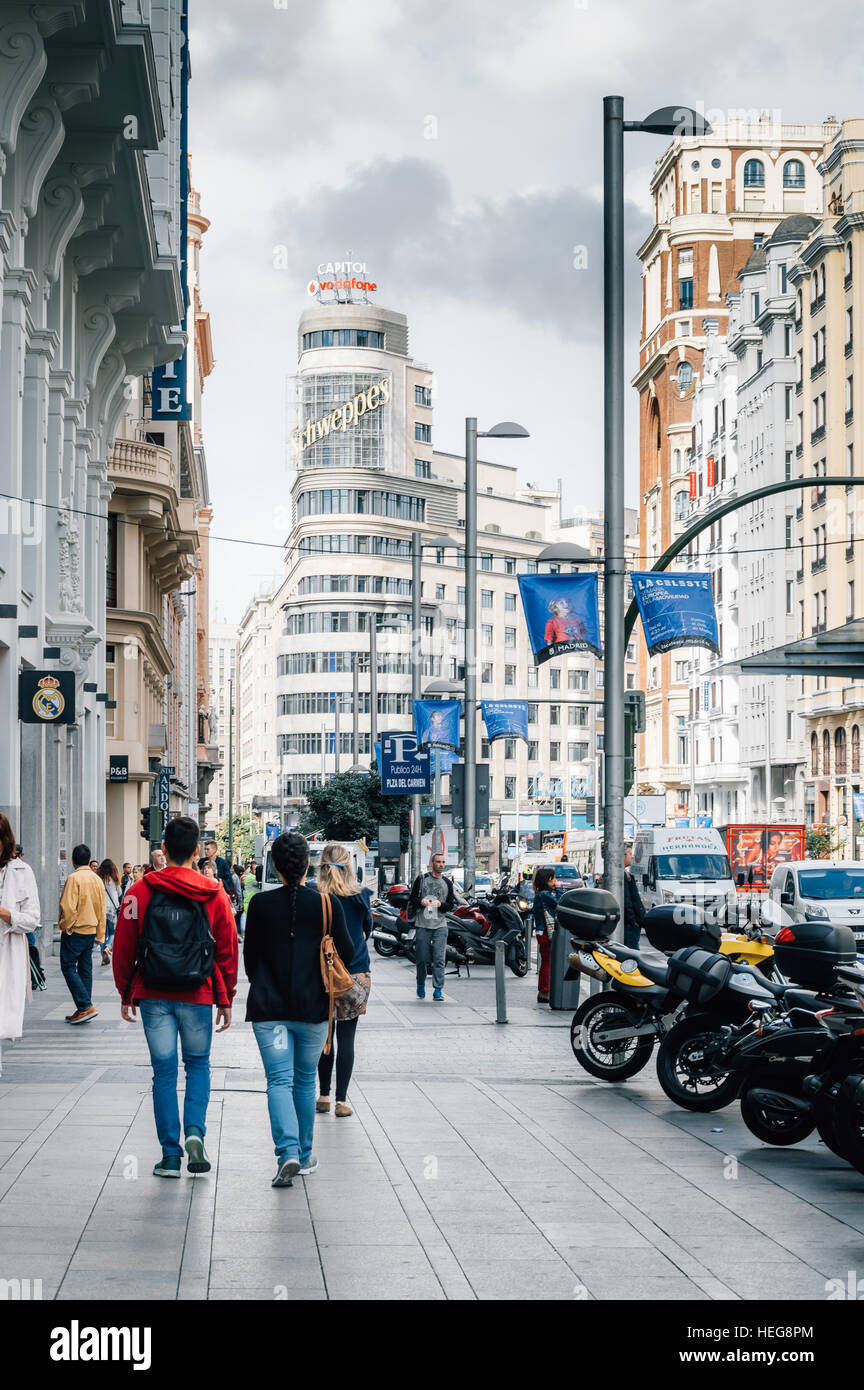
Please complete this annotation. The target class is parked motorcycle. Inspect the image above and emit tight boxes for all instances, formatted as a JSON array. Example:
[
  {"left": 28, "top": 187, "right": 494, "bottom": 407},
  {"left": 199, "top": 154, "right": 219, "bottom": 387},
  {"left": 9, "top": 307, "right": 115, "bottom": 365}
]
[
  {"left": 447, "top": 895, "right": 529, "bottom": 977},
  {"left": 656, "top": 920, "right": 863, "bottom": 1117},
  {"left": 370, "top": 886, "right": 416, "bottom": 958},
  {"left": 563, "top": 893, "right": 778, "bottom": 1082}
]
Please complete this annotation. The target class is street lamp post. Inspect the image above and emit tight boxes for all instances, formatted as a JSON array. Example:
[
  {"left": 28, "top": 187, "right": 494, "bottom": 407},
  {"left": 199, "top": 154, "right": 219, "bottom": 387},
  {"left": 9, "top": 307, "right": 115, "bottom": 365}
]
[
  {"left": 464, "top": 419, "right": 529, "bottom": 896},
  {"left": 602, "top": 96, "right": 710, "bottom": 921}
]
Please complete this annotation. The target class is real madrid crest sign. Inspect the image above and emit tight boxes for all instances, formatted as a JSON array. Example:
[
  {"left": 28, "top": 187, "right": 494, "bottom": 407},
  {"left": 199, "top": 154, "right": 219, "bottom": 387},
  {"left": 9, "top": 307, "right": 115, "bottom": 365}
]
[{"left": 19, "top": 670, "right": 75, "bottom": 725}]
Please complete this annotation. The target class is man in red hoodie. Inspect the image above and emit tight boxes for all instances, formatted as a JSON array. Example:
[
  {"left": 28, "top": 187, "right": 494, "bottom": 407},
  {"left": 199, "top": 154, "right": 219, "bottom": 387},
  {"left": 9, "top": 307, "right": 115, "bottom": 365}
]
[{"left": 113, "top": 815, "right": 238, "bottom": 1178}]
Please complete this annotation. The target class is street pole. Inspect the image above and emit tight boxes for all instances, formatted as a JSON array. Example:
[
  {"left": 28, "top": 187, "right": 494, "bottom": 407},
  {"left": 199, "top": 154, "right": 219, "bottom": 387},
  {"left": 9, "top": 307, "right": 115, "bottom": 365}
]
[
  {"left": 369, "top": 615, "right": 378, "bottom": 762},
  {"left": 690, "top": 690, "right": 696, "bottom": 823},
  {"left": 464, "top": 417, "right": 478, "bottom": 896},
  {"left": 603, "top": 94, "right": 625, "bottom": 922},
  {"left": 411, "top": 530, "right": 423, "bottom": 880},
  {"left": 514, "top": 773, "right": 520, "bottom": 880},
  {"left": 352, "top": 654, "right": 360, "bottom": 765},
  {"left": 434, "top": 747, "right": 441, "bottom": 855},
  {"left": 227, "top": 677, "right": 234, "bottom": 863},
  {"left": 334, "top": 688, "right": 341, "bottom": 777},
  {"left": 765, "top": 689, "right": 772, "bottom": 820},
  {"left": 279, "top": 750, "right": 285, "bottom": 832}
]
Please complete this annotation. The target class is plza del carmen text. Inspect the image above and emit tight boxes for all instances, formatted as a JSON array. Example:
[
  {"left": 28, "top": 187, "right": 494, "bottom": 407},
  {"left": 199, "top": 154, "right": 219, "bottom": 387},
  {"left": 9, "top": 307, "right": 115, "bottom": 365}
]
[{"left": 290, "top": 376, "right": 391, "bottom": 459}]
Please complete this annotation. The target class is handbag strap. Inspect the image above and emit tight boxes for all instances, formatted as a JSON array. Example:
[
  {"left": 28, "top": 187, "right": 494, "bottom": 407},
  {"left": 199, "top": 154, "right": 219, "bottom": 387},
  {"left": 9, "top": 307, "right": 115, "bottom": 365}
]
[
  {"left": 321, "top": 892, "right": 332, "bottom": 938},
  {"left": 322, "top": 893, "right": 335, "bottom": 1055}
]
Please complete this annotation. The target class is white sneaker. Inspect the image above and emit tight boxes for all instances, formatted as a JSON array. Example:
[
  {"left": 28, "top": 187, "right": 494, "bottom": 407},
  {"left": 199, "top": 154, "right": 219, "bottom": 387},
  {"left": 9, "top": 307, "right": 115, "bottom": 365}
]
[{"left": 299, "top": 1156, "right": 318, "bottom": 1176}]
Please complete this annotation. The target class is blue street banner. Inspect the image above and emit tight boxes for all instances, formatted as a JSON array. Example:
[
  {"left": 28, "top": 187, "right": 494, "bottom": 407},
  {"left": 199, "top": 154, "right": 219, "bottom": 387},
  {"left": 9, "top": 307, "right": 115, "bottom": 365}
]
[
  {"left": 631, "top": 571, "right": 720, "bottom": 656},
  {"left": 854, "top": 792, "right": 864, "bottom": 822},
  {"left": 481, "top": 700, "right": 529, "bottom": 743},
  {"left": 517, "top": 572, "right": 602, "bottom": 664},
  {"left": 379, "top": 731, "right": 431, "bottom": 796},
  {"left": 413, "top": 698, "right": 461, "bottom": 750}
]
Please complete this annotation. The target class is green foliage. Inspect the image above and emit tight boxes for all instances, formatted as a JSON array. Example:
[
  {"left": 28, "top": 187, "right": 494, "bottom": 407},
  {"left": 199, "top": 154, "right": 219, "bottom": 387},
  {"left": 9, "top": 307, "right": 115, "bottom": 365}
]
[
  {"left": 806, "top": 827, "right": 843, "bottom": 860},
  {"left": 216, "top": 813, "right": 255, "bottom": 865},
  {"left": 300, "top": 769, "right": 415, "bottom": 849}
]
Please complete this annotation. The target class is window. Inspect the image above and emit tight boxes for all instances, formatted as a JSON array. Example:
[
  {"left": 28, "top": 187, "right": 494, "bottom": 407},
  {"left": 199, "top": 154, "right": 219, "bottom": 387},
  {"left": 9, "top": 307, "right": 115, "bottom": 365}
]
[
  {"left": 505, "top": 627, "right": 516, "bottom": 646},
  {"left": 435, "top": 583, "right": 445, "bottom": 600},
  {"left": 106, "top": 513, "right": 119, "bottom": 607},
  {"left": 481, "top": 624, "right": 493, "bottom": 645},
  {"left": 105, "top": 644, "right": 116, "bottom": 738},
  {"left": 414, "top": 422, "right": 431, "bottom": 443},
  {"left": 568, "top": 669, "right": 588, "bottom": 690},
  {"left": 528, "top": 667, "right": 538, "bottom": 689},
  {"left": 414, "top": 384, "right": 432, "bottom": 407},
  {"left": 783, "top": 159, "right": 805, "bottom": 189},
  {"left": 505, "top": 592, "right": 516, "bottom": 611},
  {"left": 744, "top": 159, "right": 765, "bottom": 188},
  {"left": 504, "top": 777, "right": 516, "bottom": 800},
  {"left": 854, "top": 725, "right": 861, "bottom": 774},
  {"left": 780, "top": 264, "right": 788, "bottom": 294},
  {"left": 550, "top": 705, "right": 560, "bottom": 725},
  {"left": 568, "top": 706, "right": 589, "bottom": 726},
  {"left": 480, "top": 552, "right": 493, "bottom": 572},
  {"left": 527, "top": 740, "right": 538, "bottom": 760},
  {"left": 504, "top": 557, "right": 516, "bottom": 575},
  {"left": 481, "top": 662, "right": 493, "bottom": 684},
  {"left": 481, "top": 589, "right": 493, "bottom": 608},
  {"left": 784, "top": 386, "right": 792, "bottom": 420},
  {"left": 457, "top": 586, "right": 465, "bottom": 605},
  {"left": 596, "top": 669, "right": 604, "bottom": 688},
  {"left": 674, "top": 660, "right": 688, "bottom": 681},
  {"left": 679, "top": 278, "right": 693, "bottom": 311},
  {"left": 596, "top": 733, "right": 605, "bottom": 751},
  {"left": 481, "top": 739, "right": 491, "bottom": 760},
  {"left": 504, "top": 739, "right": 516, "bottom": 760},
  {"left": 301, "top": 329, "right": 384, "bottom": 350},
  {"left": 752, "top": 292, "right": 760, "bottom": 319},
  {"left": 836, "top": 727, "right": 848, "bottom": 773},
  {"left": 527, "top": 704, "right": 538, "bottom": 723},
  {"left": 626, "top": 673, "right": 635, "bottom": 690},
  {"left": 811, "top": 731, "right": 820, "bottom": 775},
  {"left": 568, "top": 741, "right": 589, "bottom": 762},
  {"left": 677, "top": 362, "right": 693, "bottom": 390},
  {"left": 849, "top": 580, "right": 856, "bottom": 623},
  {"left": 414, "top": 459, "right": 431, "bottom": 479},
  {"left": 549, "top": 668, "right": 561, "bottom": 690},
  {"left": 674, "top": 490, "right": 689, "bottom": 521},
  {"left": 549, "top": 742, "right": 560, "bottom": 763}
]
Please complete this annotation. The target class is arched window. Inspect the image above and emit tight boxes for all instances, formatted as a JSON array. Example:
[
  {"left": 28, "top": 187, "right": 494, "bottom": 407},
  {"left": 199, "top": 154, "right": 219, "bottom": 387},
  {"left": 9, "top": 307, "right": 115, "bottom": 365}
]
[
  {"left": 823, "top": 729, "right": 831, "bottom": 775},
  {"left": 853, "top": 725, "right": 860, "bottom": 774},
  {"left": 744, "top": 159, "right": 765, "bottom": 188},
  {"left": 811, "top": 731, "right": 820, "bottom": 775},
  {"left": 677, "top": 362, "right": 694, "bottom": 390},
  {"left": 672, "top": 448, "right": 681, "bottom": 474},
  {"left": 783, "top": 159, "right": 805, "bottom": 189},
  {"left": 674, "top": 491, "right": 689, "bottom": 521},
  {"left": 846, "top": 242, "right": 853, "bottom": 282},
  {"left": 835, "top": 726, "right": 847, "bottom": 773}
]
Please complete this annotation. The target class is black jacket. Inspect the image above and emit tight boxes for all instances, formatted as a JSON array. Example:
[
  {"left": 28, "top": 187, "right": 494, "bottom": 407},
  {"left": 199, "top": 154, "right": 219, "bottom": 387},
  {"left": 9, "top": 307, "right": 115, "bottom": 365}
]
[
  {"left": 407, "top": 872, "right": 456, "bottom": 922},
  {"left": 243, "top": 885, "right": 353, "bottom": 1023},
  {"left": 624, "top": 871, "right": 646, "bottom": 929}
]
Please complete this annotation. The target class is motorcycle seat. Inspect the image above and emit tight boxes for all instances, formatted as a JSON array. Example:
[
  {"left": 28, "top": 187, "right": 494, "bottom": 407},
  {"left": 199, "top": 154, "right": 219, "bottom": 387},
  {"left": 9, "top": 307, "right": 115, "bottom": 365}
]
[{"left": 602, "top": 944, "right": 670, "bottom": 987}]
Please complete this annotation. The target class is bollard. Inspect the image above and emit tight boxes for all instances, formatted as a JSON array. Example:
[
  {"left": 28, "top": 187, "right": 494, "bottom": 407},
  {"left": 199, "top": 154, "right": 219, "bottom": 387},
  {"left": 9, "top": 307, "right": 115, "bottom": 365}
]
[{"left": 494, "top": 940, "right": 508, "bottom": 1024}]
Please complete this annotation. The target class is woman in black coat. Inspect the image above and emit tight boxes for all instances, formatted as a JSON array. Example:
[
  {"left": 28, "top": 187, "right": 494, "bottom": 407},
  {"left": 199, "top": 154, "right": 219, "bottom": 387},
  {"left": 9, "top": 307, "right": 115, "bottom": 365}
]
[{"left": 244, "top": 832, "right": 353, "bottom": 1188}]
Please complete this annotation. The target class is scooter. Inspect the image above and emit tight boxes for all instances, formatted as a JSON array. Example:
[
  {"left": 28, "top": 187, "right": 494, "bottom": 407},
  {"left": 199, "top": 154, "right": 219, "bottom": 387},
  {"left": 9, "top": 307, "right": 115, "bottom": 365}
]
[
  {"left": 447, "top": 896, "right": 529, "bottom": 977},
  {"left": 370, "top": 887, "right": 416, "bottom": 958}
]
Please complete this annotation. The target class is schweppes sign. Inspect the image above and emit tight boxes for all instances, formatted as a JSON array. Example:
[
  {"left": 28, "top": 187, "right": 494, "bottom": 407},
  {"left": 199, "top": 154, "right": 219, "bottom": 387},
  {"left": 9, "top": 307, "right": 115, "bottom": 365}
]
[{"left": 291, "top": 376, "right": 391, "bottom": 460}]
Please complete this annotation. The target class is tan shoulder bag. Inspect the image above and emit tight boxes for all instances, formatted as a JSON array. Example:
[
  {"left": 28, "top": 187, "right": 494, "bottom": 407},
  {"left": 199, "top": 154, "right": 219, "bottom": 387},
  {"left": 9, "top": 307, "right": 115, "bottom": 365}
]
[{"left": 320, "top": 893, "right": 354, "bottom": 1055}]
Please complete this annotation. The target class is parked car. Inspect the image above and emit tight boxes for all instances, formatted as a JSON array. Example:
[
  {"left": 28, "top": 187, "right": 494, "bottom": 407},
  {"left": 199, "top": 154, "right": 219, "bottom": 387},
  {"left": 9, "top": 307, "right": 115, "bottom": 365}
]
[{"left": 764, "top": 860, "right": 864, "bottom": 949}]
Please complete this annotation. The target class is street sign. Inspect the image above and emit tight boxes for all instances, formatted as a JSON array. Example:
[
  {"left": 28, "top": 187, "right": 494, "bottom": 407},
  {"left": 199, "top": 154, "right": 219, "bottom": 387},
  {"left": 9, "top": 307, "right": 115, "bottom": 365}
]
[
  {"left": 108, "top": 756, "right": 128, "bottom": 783},
  {"left": 19, "top": 670, "right": 75, "bottom": 725},
  {"left": 158, "top": 768, "right": 171, "bottom": 819},
  {"left": 378, "top": 823, "right": 401, "bottom": 859},
  {"left": 450, "top": 763, "right": 490, "bottom": 832},
  {"left": 379, "top": 730, "right": 430, "bottom": 795}
]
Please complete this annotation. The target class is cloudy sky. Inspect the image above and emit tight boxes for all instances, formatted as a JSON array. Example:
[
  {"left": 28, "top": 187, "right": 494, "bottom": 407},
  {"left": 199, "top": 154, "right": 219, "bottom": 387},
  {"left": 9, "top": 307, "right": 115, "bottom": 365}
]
[{"left": 188, "top": 0, "right": 864, "bottom": 622}]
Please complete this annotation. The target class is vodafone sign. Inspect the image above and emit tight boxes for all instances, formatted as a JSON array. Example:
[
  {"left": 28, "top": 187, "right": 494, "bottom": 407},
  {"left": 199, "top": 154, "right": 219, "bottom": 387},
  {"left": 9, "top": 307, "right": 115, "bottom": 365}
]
[{"left": 307, "top": 260, "right": 377, "bottom": 296}]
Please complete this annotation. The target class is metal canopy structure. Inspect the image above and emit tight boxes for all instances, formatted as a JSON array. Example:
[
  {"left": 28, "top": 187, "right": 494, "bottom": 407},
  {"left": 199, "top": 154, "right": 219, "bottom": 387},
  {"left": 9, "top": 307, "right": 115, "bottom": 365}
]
[{"left": 734, "top": 620, "right": 864, "bottom": 679}]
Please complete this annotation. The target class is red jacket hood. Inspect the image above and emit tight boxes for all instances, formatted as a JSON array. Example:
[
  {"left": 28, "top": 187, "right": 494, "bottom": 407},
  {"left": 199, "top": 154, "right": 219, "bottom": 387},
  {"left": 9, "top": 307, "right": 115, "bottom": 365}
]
[{"left": 143, "top": 866, "right": 224, "bottom": 901}]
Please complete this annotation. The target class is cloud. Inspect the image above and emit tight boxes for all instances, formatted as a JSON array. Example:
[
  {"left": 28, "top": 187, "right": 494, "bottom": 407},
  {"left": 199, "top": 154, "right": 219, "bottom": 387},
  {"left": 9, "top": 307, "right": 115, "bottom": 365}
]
[{"left": 273, "top": 156, "right": 647, "bottom": 341}]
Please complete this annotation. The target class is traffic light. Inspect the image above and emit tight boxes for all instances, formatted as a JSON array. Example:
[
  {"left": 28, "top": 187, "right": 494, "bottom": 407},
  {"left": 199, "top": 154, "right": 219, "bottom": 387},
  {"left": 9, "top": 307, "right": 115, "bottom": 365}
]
[
  {"left": 553, "top": 798, "right": 563, "bottom": 816},
  {"left": 623, "top": 690, "right": 646, "bottom": 795},
  {"left": 139, "top": 806, "right": 164, "bottom": 845}
]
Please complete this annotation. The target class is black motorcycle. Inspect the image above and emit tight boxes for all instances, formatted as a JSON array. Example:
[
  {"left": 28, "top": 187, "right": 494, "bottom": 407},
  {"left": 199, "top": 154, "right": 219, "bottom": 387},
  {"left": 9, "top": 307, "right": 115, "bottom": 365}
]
[{"left": 446, "top": 895, "right": 529, "bottom": 977}]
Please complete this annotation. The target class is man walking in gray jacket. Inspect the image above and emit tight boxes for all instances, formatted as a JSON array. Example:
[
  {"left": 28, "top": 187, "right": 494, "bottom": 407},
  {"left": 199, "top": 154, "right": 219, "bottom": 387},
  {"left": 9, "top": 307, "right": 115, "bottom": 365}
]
[{"left": 408, "top": 853, "right": 456, "bottom": 1002}]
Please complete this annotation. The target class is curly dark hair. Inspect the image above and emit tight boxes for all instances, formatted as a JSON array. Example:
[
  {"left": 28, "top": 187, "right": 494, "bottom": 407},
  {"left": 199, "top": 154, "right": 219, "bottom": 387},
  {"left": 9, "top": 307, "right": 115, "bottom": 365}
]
[
  {"left": 532, "top": 865, "right": 557, "bottom": 894},
  {"left": 271, "top": 832, "right": 309, "bottom": 930}
]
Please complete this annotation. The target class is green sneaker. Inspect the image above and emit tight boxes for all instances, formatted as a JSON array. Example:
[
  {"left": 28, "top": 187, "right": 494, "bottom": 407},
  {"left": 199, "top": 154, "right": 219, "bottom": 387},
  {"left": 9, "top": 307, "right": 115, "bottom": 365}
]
[
  {"left": 185, "top": 1131, "right": 211, "bottom": 1174},
  {"left": 153, "top": 1156, "right": 182, "bottom": 1179}
]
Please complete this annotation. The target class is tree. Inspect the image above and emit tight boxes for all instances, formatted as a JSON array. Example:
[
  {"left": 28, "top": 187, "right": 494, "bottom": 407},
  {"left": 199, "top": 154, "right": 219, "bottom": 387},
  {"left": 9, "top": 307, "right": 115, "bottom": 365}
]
[
  {"left": 300, "top": 770, "right": 415, "bottom": 849},
  {"left": 216, "top": 813, "right": 255, "bottom": 865},
  {"left": 806, "top": 827, "right": 842, "bottom": 860}
]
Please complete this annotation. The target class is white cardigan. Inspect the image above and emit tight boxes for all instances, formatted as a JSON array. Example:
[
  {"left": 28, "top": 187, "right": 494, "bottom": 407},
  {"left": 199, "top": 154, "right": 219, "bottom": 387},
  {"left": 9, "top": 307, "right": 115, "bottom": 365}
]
[{"left": 0, "top": 858, "right": 40, "bottom": 1039}]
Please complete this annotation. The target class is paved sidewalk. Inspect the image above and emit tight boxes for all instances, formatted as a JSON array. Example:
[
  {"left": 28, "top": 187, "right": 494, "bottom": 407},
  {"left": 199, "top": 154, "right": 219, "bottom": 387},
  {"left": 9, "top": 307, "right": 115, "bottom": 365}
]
[{"left": 2, "top": 944, "right": 864, "bottom": 1300}]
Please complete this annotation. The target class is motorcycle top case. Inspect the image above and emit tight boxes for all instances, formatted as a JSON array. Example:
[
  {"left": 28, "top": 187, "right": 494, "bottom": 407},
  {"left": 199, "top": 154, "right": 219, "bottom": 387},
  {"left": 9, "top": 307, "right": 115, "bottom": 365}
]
[
  {"left": 555, "top": 887, "right": 619, "bottom": 941},
  {"left": 667, "top": 945, "right": 732, "bottom": 1006},
  {"left": 386, "top": 886, "right": 410, "bottom": 909},
  {"left": 773, "top": 921, "right": 858, "bottom": 992},
  {"left": 643, "top": 903, "right": 722, "bottom": 955}
]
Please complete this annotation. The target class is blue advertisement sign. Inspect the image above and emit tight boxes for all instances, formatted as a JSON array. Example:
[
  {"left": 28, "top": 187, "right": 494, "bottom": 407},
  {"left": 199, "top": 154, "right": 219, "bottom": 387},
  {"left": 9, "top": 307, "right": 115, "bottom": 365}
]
[
  {"left": 518, "top": 573, "right": 602, "bottom": 664},
  {"left": 379, "top": 730, "right": 431, "bottom": 796},
  {"left": 631, "top": 571, "right": 720, "bottom": 656},
  {"left": 413, "top": 699, "right": 461, "bottom": 751},
  {"left": 151, "top": 2, "right": 191, "bottom": 421},
  {"left": 481, "top": 700, "right": 529, "bottom": 743},
  {"left": 854, "top": 792, "right": 864, "bottom": 822}
]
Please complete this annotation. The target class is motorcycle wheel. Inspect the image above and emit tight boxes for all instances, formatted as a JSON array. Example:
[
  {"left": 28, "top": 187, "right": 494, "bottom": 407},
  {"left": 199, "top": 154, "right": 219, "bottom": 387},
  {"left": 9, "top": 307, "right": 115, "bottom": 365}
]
[
  {"left": 656, "top": 1013, "right": 740, "bottom": 1113},
  {"left": 508, "top": 936, "right": 529, "bottom": 978},
  {"left": 373, "top": 937, "right": 398, "bottom": 958},
  {"left": 831, "top": 1083, "right": 864, "bottom": 1176},
  {"left": 813, "top": 1092, "right": 851, "bottom": 1160},
  {"left": 739, "top": 1079, "right": 815, "bottom": 1146},
  {"left": 570, "top": 993, "right": 654, "bottom": 1081}
]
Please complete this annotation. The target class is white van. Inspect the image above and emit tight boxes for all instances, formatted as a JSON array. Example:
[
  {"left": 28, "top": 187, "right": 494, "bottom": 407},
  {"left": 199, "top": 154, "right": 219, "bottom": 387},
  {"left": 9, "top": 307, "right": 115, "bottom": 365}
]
[
  {"left": 765, "top": 860, "right": 864, "bottom": 948},
  {"left": 260, "top": 839, "right": 368, "bottom": 893},
  {"left": 631, "top": 827, "right": 737, "bottom": 923}
]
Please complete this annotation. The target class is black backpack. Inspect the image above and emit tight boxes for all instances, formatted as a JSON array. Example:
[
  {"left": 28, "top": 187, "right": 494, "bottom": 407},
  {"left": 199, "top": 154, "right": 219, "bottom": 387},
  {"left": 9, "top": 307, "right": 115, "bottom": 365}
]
[{"left": 138, "top": 888, "right": 215, "bottom": 991}]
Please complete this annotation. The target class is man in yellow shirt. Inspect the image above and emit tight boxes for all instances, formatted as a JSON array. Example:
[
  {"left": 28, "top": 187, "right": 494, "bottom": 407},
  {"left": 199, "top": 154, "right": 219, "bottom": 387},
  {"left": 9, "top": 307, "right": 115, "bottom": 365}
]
[{"left": 58, "top": 843, "right": 106, "bottom": 1024}]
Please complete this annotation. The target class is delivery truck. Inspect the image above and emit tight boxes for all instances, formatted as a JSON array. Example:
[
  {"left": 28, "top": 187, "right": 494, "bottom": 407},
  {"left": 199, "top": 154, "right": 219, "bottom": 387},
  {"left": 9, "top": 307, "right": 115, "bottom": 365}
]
[{"left": 631, "top": 826, "right": 737, "bottom": 924}]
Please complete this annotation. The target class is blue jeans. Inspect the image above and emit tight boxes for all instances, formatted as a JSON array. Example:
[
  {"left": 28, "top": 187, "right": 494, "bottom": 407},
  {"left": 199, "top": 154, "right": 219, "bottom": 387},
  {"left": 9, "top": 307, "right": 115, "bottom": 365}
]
[
  {"left": 252, "top": 1019, "right": 329, "bottom": 1165},
  {"left": 60, "top": 931, "right": 94, "bottom": 1010},
  {"left": 415, "top": 924, "right": 447, "bottom": 991},
  {"left": 139, "top": 1000, "right": 213, "bottom": 1159}
]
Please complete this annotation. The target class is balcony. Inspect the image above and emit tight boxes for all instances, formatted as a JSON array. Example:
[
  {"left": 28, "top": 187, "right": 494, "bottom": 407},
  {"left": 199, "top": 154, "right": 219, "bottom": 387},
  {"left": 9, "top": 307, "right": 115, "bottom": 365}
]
[
  {"left": 811, "top": 361, "right": 826, "bottom": 380},
  {"left": 811, "top": 425, "right": 826, "bottom": 444},
  {"left": 812, "top": 487, "right": 826, "bottom": 509},
  {"left": 796, "top": 443, "right": 804, "bottom": 458},
  {"left": 796, "top": 567, "right": 804, "bottom": 581},
  {"left": 811, "top": 293, "right": 826, "bottom": 314},
  {"left": 848, "top": 544, "right": 855, "bottom": 561},
  {"left": 847, "top": 408, "right": 854, "bottom": 425},
  {"left": 811, "top": 556, "right": 827, "bottom": 574},
  {"left": 796, "top": 504, "right": 804, "bottom": 520},
  {"left": 846, "top": 338, "right": 854, "bottom": 358}
]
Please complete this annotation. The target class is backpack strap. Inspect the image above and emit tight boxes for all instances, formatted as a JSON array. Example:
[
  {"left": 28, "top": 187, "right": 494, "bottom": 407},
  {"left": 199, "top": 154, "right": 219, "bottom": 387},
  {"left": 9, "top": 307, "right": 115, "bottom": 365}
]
[{"left": 322, "top": 893, "right": 335, "bottom": 1056}]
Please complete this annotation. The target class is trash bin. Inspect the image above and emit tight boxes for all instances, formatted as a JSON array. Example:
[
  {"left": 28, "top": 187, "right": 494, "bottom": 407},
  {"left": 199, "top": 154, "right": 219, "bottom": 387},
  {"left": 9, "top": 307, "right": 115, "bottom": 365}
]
[{"left": 548, "top": 920, "right": 583, "bottom": 1011}]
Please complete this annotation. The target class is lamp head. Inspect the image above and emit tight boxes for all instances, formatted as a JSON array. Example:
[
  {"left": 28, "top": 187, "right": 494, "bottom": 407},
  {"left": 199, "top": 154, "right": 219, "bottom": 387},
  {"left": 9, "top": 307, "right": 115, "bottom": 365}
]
[
  {"left": 479, "top": 421, "right": 530, "bottom": 439},
  {"left": 633, "top": 106, "right": 712, "bottom": 137}
]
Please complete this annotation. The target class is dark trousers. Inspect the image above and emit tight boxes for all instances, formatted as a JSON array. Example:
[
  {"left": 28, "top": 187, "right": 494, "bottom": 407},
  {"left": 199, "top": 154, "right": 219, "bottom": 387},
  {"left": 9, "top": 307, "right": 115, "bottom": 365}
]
[
  {"left": 317, "top": 1017, "right": 359, "bottom": 1102},
  {"left": 60, "top": 932, "right": 94, "bottom": 1010},
  {"left": 537, "top": 932, "right": 551, "bottom": 995},
  {"left": 623, "top": 921, "right": 642, "bottom": 949}
]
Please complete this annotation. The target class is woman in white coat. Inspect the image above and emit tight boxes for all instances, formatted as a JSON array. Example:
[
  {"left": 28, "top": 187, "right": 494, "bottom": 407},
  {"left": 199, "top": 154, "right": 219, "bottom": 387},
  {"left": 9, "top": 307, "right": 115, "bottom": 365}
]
[{"left": 0, "top": 813, "right": 40, "bottom": 1075}]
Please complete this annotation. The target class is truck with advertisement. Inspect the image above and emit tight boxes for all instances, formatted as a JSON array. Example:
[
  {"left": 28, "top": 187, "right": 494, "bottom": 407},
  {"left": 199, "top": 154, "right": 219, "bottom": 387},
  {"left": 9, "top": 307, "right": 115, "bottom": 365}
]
[
  {"left": 631, "top": 826, "right": 737, "bottom": 923},
  {"left": 721, "top": 824, "right": 806, "bottom": 895},
  {"left": 260, "top": 837, "right": 368, "bottom": 893}
]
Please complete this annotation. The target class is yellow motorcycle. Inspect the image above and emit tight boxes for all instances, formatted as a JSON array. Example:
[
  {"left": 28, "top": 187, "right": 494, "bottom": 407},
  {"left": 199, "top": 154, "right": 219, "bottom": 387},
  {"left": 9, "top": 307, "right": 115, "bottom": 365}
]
[{"left": 560, "top": 892, "right": 775, "bottom": 1081}]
